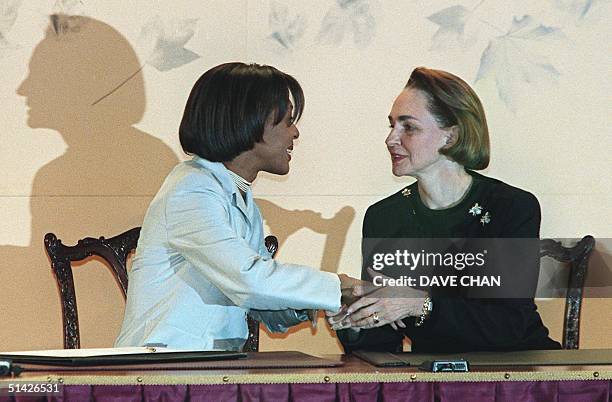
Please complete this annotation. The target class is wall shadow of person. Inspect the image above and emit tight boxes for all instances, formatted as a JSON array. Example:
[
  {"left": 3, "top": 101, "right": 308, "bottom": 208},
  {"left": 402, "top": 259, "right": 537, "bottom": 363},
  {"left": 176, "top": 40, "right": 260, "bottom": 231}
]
[
  {"left": 254, "top": 198, "right": 355, "bottom": 345},
  {"left": 539, "top": 239, "right": 612, "bottom": 298},
  {"left": 0, "top": 14, "right": 178, "bottom": 350},
  {"left": 584, "top": 244, "right": 612, "bottom": 298},
  {"left": 255, "top": 198, "right": 355, "bottom": 274}
]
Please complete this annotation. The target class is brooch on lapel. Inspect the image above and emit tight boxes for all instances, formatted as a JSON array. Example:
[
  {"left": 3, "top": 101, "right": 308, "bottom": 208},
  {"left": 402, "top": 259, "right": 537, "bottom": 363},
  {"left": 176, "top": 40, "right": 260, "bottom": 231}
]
[
  {"left": 468, "top": 203, "right": 482, "bottom": 216},
  {"left": 402, "top": 187, "right": 416, "bottom": 215},
  {"left": 480, "top": 211, "right": 491, "bottom": 226},
  {"left": 468, "top": 203, "right": 491, "bottom": 226}
]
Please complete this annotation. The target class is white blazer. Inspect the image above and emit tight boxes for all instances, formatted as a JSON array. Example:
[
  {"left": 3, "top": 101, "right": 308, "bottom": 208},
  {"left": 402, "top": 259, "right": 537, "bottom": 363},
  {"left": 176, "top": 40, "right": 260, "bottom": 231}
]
[{"left": 115, "top": 156, "right": 341, "bottom": 350}]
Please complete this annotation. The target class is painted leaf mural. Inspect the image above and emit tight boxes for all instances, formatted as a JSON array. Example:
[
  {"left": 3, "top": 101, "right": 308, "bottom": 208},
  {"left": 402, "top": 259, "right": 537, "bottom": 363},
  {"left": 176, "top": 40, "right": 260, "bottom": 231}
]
[
  {"left": 427, "top": 5, "right": 472, "bottom": 49},
  {"left": 140, "top": 16, "right": 200, "bottom": 72},
  {"left": 475, "top": 15, "right": 562, "bottom": 111},
  {"left": 268, "top": 0, "right": 306, "bottom": 50},
  {"left": 93, "top": 15, "right": 200, "bottom": 104},
  {"left": 318, "top": 0, "right": 375, "bottom": 47},
  {"left": 553, "top": 0, "right": 596, "bottom": 18},
  {"left": 52, "top": 0, "right": 83, "bottom": 14},
  {"left": 0, "top": 0, "right": 21, "bottom": 56}
]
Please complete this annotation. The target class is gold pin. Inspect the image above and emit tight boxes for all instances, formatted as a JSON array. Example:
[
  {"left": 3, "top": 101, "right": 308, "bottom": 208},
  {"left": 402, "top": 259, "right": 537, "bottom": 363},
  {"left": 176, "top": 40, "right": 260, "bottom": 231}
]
[{"left": 402, "top": 188, "right": 411, "bottom": 197}]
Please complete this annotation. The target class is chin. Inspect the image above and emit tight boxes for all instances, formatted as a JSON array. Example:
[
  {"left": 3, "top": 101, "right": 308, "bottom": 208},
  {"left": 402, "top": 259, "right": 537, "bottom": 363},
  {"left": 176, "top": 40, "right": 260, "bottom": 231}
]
[
  {"left": 265, "top": 164, "right": 290, "bottom": 176},
  {"left": 392, "top": 162, "right": 418, "bottom": 177},
  {"left": 392, "top": 167, "right": 407, "bottom": 177}
]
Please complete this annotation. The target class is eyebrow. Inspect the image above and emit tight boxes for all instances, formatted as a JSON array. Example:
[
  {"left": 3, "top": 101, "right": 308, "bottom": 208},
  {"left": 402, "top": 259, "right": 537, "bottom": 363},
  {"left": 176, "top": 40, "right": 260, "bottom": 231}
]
[{"left": 389, "top": 115, "right": 420, "bottom": 122}]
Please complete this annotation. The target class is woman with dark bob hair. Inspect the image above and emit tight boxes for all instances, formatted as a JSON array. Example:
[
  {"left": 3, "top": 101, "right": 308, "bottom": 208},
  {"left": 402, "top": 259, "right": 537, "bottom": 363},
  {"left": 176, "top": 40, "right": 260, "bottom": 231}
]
[
  {"left": 116, "top": 62, "right": 356, "bottom": 350},
  {"left": 329, "top": 67, "right": 561, "bottom": 353}
]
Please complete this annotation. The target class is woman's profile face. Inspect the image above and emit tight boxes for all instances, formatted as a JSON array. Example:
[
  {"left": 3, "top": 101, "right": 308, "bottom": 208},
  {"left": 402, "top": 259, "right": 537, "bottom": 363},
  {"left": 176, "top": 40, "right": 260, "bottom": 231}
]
[
  {"left": 385, "top": 88, "right": 453, "bottom": 178},
  {"left": 252, "top": 105, "right": 300, "bottom": 176}
]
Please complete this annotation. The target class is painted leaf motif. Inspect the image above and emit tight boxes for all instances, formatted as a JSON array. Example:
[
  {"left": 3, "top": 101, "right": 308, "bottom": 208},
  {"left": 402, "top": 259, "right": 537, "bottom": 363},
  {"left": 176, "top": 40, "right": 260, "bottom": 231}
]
[
  {"left": 0, "top": 0, "right": 21, "bottom": 40},
  {"left": 553, "top": 0, "right": 596, "bottom": 18},
  {"left": 348, "top": 0, "right": 376, "bottom": 45},
  {"left": 319, "top": 6, "right": 345, "bottom": 45},
  {"left": 506, "top": 15, "right": 564, "bottom": 39},
  {"left": 318, "top": 0, "right": 375, "bottom": 47},
  {"left": 141, "top": 16, "right": 200, "bottom": 72},
  {"left": 0, "top": 0, "right": 20, "bottom": 57},
  {"left": 427, "top": 4, "right": 486, "bottom": 50},
  {"left": 52, "top": 0, "right": 82, "bottom": 14},
  {"left": 427, "top": 5, "right": 469, "bottom": 42},
  {"left": 268, "top": 1, "right": 306, "bottom": 50},
  {"left": 475, "top": 15, "right": 561, "bottom": 110}
]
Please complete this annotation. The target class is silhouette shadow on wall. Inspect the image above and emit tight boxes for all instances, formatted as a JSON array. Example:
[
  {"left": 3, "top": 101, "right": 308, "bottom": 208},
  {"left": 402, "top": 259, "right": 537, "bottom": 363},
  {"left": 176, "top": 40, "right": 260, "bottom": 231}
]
[
  {"left": 256, "top": 198, "right": 355, "bottom": 274},
  {"left": 539, "top": 239, "right": 612, "bottom": 298},
  {"left": 19, "top": 15, "right": 178, "bottom": 203},
  {"left": 255, "top": 198, "right": 355, "bottom": 341},
  {"left": 0, "top": 14, "right": 178, "bottom": 350},
  {"left": 584, "top": 243, "right": 612, "bottom": 298}
]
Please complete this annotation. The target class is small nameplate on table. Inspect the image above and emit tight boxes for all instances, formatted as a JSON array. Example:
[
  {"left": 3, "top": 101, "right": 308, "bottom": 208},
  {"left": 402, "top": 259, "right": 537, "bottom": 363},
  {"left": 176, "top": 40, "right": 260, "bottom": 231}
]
[{"left": 420, "top": 359, "right": 470, "bottom": 372}]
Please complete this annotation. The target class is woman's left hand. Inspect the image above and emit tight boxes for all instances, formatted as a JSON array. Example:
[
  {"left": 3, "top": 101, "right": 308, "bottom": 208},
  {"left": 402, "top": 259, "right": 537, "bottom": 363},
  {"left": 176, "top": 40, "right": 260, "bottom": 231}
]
[{"left": 342, "top": 268, "right": 428, "bottom": 330}]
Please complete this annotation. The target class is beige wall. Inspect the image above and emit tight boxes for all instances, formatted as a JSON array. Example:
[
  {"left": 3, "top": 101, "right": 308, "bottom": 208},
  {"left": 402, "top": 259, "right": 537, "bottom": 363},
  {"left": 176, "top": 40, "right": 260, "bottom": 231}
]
[{"left": 0, "top": 0, "right": 610, "bottom": 353}]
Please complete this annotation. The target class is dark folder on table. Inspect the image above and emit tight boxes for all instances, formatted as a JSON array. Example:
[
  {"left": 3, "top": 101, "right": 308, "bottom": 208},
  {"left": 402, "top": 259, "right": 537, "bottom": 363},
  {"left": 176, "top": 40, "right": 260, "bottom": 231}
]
[
  {"left": 0, "top": 350, "right": 245, "bottom": 367},
  {"left": 354, "top": 349, "right": 612, "bottom": 367},
  {"left": 0, "top": 350, "right": 342, "bottom": 371}
]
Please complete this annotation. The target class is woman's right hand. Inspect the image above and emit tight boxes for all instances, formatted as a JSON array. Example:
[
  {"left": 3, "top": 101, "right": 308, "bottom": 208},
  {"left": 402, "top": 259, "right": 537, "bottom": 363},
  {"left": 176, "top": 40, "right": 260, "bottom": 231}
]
[
  {"left": 337, "top": 273, "right": 373, "bottom": 306},
  {"left": 326, "top": 304, "right": 357, "bottom": 331},
  {"left": 325, "top": 274, "right": 362, "bottom": 330}
]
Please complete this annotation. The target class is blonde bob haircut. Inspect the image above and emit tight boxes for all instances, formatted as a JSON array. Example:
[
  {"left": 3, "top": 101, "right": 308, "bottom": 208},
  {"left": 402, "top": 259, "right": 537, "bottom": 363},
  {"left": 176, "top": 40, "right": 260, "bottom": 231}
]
[{"left": 405, "top": 67, "right": 490, "bottom": 170}]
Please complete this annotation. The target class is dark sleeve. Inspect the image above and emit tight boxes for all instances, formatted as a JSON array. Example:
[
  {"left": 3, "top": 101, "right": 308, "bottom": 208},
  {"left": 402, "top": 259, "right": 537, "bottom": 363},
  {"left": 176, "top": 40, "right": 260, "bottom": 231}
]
[
  {"left": 410, "top": 191, "right": 557, "bottom": 351},
  {"left": 412, "top": 297, "right": 554, "bottom": 351},
  {"left": 337, "top": 205, "right": 404, "bottom": 353},
  {"left": 498, "top": 190, "right": 541, "bottom": 238}
]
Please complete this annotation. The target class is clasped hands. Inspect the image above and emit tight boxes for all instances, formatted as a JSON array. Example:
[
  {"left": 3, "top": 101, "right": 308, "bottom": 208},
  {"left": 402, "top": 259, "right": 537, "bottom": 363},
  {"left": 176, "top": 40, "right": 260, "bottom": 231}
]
[{"left": 329, "top": 268, "right": 427, "bottom": 331}]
